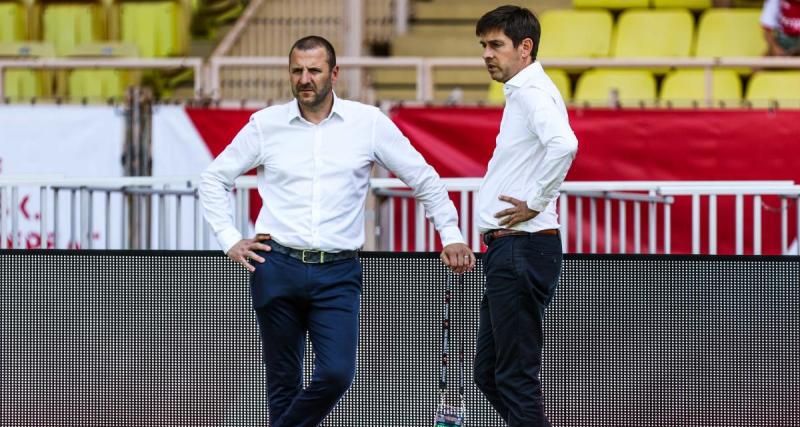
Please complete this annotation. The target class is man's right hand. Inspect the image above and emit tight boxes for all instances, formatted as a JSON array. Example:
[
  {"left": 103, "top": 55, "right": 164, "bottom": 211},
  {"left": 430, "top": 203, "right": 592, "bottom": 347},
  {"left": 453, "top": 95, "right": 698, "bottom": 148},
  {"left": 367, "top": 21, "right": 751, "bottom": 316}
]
[{"left": 227, "top": 233, "right": 272, "bottom": 272}]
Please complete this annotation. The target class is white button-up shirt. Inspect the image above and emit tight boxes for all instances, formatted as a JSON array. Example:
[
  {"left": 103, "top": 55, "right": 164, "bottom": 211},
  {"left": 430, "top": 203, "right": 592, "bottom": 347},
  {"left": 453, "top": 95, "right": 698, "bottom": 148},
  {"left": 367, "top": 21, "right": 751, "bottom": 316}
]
[
  {"left": 199, "top": 94, "right": 465, "bottom": 253},
  {"left": 477, "top": 62, "right": 579, "bottom": 233}
]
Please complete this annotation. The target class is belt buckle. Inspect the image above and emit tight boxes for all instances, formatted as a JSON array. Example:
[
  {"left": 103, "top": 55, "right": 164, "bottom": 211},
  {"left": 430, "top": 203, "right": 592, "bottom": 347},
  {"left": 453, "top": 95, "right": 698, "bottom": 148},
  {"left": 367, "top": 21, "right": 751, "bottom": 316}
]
[{"left": 301, "top": 249, "right": 325, "bottom": 264}]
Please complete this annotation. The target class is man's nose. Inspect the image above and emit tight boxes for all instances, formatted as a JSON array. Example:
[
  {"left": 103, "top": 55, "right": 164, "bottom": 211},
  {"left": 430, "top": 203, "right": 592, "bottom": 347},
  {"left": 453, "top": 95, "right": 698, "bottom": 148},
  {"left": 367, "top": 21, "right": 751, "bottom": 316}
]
[{"left": 482, "top": 46, "right": 493, "bottom": 60}]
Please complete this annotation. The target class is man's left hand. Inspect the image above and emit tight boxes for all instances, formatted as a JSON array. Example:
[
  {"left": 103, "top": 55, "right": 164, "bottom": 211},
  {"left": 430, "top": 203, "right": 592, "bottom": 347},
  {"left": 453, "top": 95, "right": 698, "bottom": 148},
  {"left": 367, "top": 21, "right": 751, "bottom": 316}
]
[
  {"left": 495, "top": 195, "right": 539, "bottom": 227},
  {"left": 440, "top": 243, "right": 476, "bottom": 274}
]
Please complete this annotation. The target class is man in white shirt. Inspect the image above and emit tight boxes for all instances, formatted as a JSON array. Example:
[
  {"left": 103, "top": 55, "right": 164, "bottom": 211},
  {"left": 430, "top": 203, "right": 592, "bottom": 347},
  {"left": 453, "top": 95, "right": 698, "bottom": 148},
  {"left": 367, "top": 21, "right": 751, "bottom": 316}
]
[
  {"left": 473, "top": 6, "right": 578, "bottom": 427},
  {"left": 199, "top": 36, "right": 475, "bottom": 427}
]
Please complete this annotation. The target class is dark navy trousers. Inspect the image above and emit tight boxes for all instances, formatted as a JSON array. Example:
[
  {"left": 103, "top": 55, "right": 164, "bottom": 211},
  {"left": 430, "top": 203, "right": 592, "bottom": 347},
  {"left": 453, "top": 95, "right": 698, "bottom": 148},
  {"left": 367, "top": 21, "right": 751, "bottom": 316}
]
[
  {"left": 474, "top": 233, "right": 563, "bottom": 427},
  {"left": 250, "top": 250, "right": 362, "bottom": 427}
]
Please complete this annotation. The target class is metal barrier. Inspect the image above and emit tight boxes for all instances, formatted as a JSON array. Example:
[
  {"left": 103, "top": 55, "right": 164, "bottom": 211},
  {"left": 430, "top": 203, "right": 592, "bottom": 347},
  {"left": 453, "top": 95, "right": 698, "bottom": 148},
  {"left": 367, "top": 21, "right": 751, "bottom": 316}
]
[{"left": 2, "top": 177, "right": 799, "bottom": 254}]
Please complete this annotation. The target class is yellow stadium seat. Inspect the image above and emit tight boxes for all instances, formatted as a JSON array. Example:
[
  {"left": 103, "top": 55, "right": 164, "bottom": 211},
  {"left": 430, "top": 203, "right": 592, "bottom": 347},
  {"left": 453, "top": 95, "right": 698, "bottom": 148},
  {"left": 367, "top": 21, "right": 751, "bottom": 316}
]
[
  {"left": 653, "top": 0, "right": 711, "bottom": 9},
  {"left": 613, "top": 9, "right": 695, "bottom": 58},
  {"left": 573, "top": 0, "right": 648, "bottom": 9},
  {"left": 660, "top": 69, "right": 742, "bottom": 107},
  {"left": 574, "top": 69, "right": 657, "bottom": 107},
  {"left": 43, "top": 4, "right": 100, "bottom": 56},
  {"left": 487, "top": 69, "right": 572, "bottom": 105},
  {"left": 695, "top": 9, "right": 765, "bottom": 58},
  {"left": 68, "top": 70, "right": 127, "bottom": 102},
  {"left": 538, "top": 10, "right": 613, "bottom": 58},
  {"left": 121, "top": 2, "right": 182, "bottom": 57},
  {"left": 0, "top": 3, "right": 24, "bottom": 43},
  {"left": 0, "top": 42, "right": 55, "bottom": 101},
  {"left": 745, "top": 71, "right": 800, "bottom": 108},
  {"left": 64, "top": 43, "right": 139, "bottom": 102}
]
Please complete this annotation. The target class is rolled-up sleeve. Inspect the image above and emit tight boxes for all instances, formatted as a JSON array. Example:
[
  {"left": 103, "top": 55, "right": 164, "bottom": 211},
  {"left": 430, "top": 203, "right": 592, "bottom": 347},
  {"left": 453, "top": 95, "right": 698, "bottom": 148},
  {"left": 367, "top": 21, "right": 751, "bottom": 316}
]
[
  {"left": 198, "top": 116, "right": 263, "bottom": 253},
  {"left": 522, "top": 88, "right": 579, "bottom": 212},
  {"left": 372, "top": 112, "right": 465, "bottom": 247}
]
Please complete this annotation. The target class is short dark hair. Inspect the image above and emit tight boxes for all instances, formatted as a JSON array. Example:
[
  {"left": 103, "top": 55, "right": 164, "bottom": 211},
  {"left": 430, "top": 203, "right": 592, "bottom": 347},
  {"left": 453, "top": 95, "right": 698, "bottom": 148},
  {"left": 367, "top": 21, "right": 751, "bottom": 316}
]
[
  {"left": 289, "top": 35, "right": 337, "bottom": 69},
  {"left": 475, "top": 5, "right": 541, "bottom": 60}
]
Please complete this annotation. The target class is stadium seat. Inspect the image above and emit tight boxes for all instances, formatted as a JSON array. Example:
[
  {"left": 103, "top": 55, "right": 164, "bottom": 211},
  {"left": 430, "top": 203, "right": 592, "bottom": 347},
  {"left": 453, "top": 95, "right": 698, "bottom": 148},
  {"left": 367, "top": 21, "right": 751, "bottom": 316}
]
[
  {"left": 538, "top": 10, "right": 613, "bottom": 58},
  {"left": 121, "top": 2, "right": 182, "bottom": 57},
  {"left": 660, "top": 69, "right": 742, "bottom": 107},
  {"left": 0, "top": 2, "right": 24, "bottom": 43},
  {"left": 695, "top": 9, "right": 765, "bottom": 58},
  {"left": 574, "top": 69, "right": 657, "bottom": 107},
  {"left": 573, "top": 0, "right": 647, "bottom": 9},
  {"left": 613, "top": 9, "right": 695, "bottom": 58},
  {"left": 42, "top": 4, "right": 100, "bottom": 56},
  {"left": 0, "top": 42, "right": 55, "bottom": 101},
  {"left": 652, "top": 0, "right": 711, "bottom": 10},
  {"left": 487, "top": 69, "right": 572, "bottom": 105},
  {"left": 65, "top": 43, "right": 139, "bottom": 102},
  {"left": 745, "top": 71, "right": 800, "bottom": 108}
]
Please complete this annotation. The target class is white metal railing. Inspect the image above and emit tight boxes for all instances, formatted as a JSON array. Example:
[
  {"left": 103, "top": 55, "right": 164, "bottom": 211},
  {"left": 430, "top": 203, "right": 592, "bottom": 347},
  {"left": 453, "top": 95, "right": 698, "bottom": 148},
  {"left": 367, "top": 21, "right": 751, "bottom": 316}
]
[
  {"left": 2, "top": 56, "right": 800, "bottom": 103},
  {"left": 0, "top": 58, "right": 205, "bottom": 101},
  {"left": 370, "top": 179, "right": 800, "bottom": 255},
  {"left": 2, "top": 177, "right": 799, "bottom": 254},
  {"left": 208, "top": 56, "right": 800, "bottom": 103}
]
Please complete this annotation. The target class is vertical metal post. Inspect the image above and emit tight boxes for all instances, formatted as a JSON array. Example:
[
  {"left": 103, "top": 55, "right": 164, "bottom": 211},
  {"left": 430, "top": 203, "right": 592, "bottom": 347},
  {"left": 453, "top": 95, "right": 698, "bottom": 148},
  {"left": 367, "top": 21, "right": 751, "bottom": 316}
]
[
  {"left": 40, "top": 186, "right": 48, "bottom": 249},
  {"left": 619, "top": 200, "right": 626, "bottom": 253},
  {"left": 575, "top": 197, "right": 583, "bottom": 253},
  {"left": 781, "top": 197, "right": 788, "bottom": 254},
  {"left": 560, "top": 194, "right": 569, "bottom": 253},
  {"left": 69, "top": 189, "right": 77, "bottom": 249},
  {"left": 692, "top": 194, "right": 701, "bottom": 255},
  {"left": 459, "top": 191, "right": 469, "bottom": 247},
  {"left": 471, "top": 191, "right": 480, "bottom": 252},
  {"left": 53, "top": 188, "right": 60, "bottom": 249},
  {"left": 388, "top": 197, "right": 395, "bottom": 251},
  {"left": 394, "top": 0, "right": 408, "bottom": 35},
  {"left": 709, "top": 195, "right": 717, "bottom": 255},
  {"left": 634, "top": 202, "right": 641, "bottom": 254},
  {"left": 10, "top": 186, "right": 18, "bottom": 249},
  {"left": 0, "top": 186, "right": 7, "bottom": 249},
  {"left": 648, "top": 196, "right": 657, "bottom": 254},
  {"left": 105, "top": 191, "right": 112, "bottom": 249},
  {"left": 159, "top": 193, "right": 167, "bottom": 250},
  {"left": 85, "top": 188, "right": 93, "bottom": 249},
  {"left": 735, "top": 194, "right": 744, "bottom": 255},
  {"left": 753, "top": 195, "right": 762, "bottom": 255},
  {"left": 415, "top": 201, "right": 425, "bottom": 251},
  {"left": 664, "top": 201, "right": 671, "bottom": 255},
  {"left": 176, "top": 195, "right": 182, "bottom": 250},
  {"left": 604, "top": 198, "right": 611, "bottom": 254},
  {"left": 401, "top": 198, "right": 408, "bottom": 251},
  {"left": 589, "top": 198, "right": 597, "bottom": 254}
]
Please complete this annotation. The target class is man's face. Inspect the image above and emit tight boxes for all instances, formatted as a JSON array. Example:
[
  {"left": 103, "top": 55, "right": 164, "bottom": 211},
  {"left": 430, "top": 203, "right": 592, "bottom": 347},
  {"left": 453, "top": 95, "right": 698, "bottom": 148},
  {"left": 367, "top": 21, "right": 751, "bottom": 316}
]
[
  {"left": 479, "top": 29, "right": 532, "bottom": 83},
  {"left": 289, "top": 47, "right": 338, "bottom": 109}
]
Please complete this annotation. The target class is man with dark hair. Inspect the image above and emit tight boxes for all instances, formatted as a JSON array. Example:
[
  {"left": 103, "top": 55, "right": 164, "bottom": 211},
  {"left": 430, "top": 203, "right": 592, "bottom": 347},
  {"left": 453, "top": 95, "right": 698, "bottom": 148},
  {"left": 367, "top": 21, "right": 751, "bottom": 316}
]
[
  {"left": 199, "top": 36, "right": 476, "bottom": 427},
  {"left": 473, "top": 5, "right": 578, "bottom": 427}
]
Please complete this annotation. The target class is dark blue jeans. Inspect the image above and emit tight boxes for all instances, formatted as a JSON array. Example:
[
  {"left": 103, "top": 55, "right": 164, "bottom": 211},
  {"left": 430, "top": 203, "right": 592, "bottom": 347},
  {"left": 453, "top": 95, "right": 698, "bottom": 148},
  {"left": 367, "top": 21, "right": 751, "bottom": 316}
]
[
  {"left": 474, "top": 233, "right": 563, "bottom": 427},
  {"left": 250, "top": 251, "right": 362, "bottom": 427}
]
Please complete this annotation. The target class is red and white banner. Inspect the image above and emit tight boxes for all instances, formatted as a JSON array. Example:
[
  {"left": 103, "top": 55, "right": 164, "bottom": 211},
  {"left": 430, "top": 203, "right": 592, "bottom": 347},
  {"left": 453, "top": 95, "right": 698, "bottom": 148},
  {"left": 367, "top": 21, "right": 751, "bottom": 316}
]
[{"left": 3, "top": 105, "right": 799, "bottom": 253}]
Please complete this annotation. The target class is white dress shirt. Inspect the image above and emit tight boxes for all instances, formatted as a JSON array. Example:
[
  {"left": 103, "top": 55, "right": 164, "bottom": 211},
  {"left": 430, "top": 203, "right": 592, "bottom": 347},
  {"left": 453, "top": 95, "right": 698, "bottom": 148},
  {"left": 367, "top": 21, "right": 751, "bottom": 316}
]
[
  {"left": 476, "top": 61, "right": 579, "bottom": 233},
  {"left": 199, "top": 94, "right": 465, "bottom": 253}
]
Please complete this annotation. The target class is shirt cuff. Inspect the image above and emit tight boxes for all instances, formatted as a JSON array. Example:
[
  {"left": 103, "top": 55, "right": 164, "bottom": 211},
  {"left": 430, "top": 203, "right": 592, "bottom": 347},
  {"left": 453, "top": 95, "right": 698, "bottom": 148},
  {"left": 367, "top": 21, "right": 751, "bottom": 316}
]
[
  {"left": 527, "top": 196, "right": 550, "bottom": 213},
  {"left": 217, "top": 227, "right": 244, "bottom": 254},
  {"left": 439, "top": 225, "right": 466, "bottom": 247}
]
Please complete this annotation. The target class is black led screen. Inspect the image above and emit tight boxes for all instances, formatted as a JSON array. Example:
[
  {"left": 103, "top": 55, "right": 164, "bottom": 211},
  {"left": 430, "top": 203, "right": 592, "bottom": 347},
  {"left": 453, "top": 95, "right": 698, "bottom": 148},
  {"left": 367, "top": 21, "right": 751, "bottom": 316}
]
[{"left": 1, "top": 251, "right": 798, "bottom": 426}]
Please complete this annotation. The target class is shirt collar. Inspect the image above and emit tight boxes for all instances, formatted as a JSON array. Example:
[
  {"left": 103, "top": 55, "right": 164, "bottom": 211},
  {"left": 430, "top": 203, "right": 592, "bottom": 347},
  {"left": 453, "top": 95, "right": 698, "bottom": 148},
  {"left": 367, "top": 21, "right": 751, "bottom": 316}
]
[
  {"left": 503, "top": 61, "right": 544, "bottom": 96},
  {"left": 287, "top": 92, "right": 346, "bottom": 124}
]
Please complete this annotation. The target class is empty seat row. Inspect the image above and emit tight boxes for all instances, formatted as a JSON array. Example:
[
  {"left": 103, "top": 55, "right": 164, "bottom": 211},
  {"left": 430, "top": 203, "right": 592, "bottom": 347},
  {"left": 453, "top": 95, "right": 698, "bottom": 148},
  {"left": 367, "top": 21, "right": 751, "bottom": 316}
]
[
  {"left": 488, "top": 69, "right": 800, "bottom": 108},
  {"left": 0, "top": 1, "right": 184, "bottom": 57},
  {"left": 539, "top": 8, "right": 764, "bottom": 60}
]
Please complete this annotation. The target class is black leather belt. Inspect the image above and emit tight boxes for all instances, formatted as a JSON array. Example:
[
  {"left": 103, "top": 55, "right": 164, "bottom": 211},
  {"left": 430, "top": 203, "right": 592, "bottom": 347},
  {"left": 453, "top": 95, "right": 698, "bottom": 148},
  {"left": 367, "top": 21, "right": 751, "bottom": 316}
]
[
  {"left": 482, "top": 228, "right": 559, "bottom": 246},
  {"left": 268, "top": 241, "right": 358, "bottom": 264}
]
